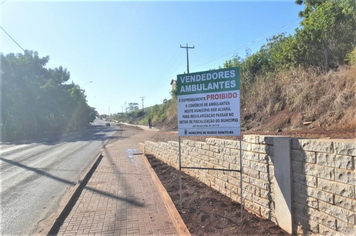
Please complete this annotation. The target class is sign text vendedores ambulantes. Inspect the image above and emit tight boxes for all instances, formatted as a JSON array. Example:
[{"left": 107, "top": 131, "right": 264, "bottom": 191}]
[{"left": 178, "top": 69, "right": 237, "bottom": 94}]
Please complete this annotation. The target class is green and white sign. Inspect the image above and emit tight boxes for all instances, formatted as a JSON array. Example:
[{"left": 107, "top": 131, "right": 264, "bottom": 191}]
[{"left": 177, "top": 68, "right": 240, "bottom": 136}]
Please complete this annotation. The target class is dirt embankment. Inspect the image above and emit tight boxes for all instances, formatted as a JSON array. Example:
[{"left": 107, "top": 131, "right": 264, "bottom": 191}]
[
  {"left": 149, "top": 128, "right": 355, "bottom": 144},
  {"left": 240, "top": 66, "right": 356, "bottom": 133},
  {"left": 150, "top": 66, "right": 356, "bottom": 140}
]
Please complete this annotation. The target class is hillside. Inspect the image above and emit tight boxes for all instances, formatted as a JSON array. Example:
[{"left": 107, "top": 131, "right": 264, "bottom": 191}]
[
  {"left": 113, "top": 65, "right": 356, "bottom": 139},
  {"left": 241, "top": 66, "right": 356, "bottom": 133}
]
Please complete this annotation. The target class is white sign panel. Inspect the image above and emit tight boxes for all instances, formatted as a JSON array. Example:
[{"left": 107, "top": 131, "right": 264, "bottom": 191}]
[{"left": 177, "top": 68, "right": 240, "bottom": 136}]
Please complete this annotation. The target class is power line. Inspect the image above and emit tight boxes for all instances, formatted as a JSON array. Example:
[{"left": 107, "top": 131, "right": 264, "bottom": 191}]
[
  {"left": 191, "top": 18, "right": 300, "bottom": 70},
  {"left": 171, "top": 57, "right": 186, "bottom": 77},
  {"left": 145, "top": 48, "right": 183, "bottom": 96},
  {"left": 0, "top": 26, "right": 25, "bottom": 52},
  {"left": 141, "top": 1, "right": 272, "bottom": 99},
  {"left": 1, "top": 0, "right": 7, "bottom": 5},
  {"left": 157, "top": 47, "right": 182, "bottom": 80},
  {"left": 140, "top": 1, "right": 297, "bottom": 109}
]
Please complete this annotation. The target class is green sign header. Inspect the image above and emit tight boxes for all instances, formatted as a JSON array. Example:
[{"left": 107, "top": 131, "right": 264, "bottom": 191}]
[{"left": 177, "top": 67, "right": 240, "bottom": 95}]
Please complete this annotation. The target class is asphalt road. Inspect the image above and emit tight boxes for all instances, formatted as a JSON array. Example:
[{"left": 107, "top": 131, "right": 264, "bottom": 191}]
[{"left": 0, "top": 120, "right": 118, "bottom": 235}]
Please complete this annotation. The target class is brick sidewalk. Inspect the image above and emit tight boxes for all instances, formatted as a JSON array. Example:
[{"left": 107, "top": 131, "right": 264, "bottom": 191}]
[{"left": 56, "top": 128, "right": 189, "bottom": 235}]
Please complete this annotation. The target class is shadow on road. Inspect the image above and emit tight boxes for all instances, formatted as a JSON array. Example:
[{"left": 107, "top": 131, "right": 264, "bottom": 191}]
[
  {"left": 0, "top": 156, "right": 144, "bottom": 206},
  {"left": 2, "top": 125, "right": 124, "bottom": 145}
]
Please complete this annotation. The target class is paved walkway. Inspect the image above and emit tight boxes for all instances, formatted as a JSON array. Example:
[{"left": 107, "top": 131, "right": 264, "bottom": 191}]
[{"left": 56, "top": 127, "right": 189, "bottom": 235}]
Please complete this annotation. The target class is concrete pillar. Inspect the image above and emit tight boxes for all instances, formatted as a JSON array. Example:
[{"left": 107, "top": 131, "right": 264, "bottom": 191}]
[{"left": 273, "top": 137, "right": 293, "bottom": 234}]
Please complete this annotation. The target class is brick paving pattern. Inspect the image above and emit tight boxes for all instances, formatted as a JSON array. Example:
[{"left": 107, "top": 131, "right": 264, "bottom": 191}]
[{"left": 57, "top": 128, "right": 182, "bottom": 235}]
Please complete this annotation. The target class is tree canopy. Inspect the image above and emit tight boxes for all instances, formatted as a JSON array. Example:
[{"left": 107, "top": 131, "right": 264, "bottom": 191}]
[
  {"left": 1, "top": 50, "right": 97, "bottom": 141},
  {"left": 126, "top": 102, "right": 139, "bottom": 113},
  {"left": 219, "top": 0, "right": 356, "bottom": 110},
  {"left": 223, "top": 0, "right": 356, "bottom": 75}
]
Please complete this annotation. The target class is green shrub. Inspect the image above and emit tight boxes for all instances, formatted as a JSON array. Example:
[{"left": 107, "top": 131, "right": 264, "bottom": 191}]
[{"left": 346, "top": 47, "right": 356, "bottom": 67}]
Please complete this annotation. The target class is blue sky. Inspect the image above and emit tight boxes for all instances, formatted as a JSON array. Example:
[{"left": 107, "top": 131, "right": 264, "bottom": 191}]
[{"left": 1, "top": 0, "right": 304, "bottom": 114}]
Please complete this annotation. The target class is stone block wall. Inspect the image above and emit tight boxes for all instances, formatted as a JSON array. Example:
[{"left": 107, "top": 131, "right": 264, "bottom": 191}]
[
  {"left": 291, "top": 139, "right": 356, "bottom": 235},
  {"left": 141, "top": 136, "right": 356, "bottom": 235}
]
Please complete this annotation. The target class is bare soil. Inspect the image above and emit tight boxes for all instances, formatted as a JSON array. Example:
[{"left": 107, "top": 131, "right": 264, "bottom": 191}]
[
  {"left": 149, "top": 127, "right": 355, "bottom": 143},
  {"left": 146, "top": 154, "right": 287, "bottom": 235}
]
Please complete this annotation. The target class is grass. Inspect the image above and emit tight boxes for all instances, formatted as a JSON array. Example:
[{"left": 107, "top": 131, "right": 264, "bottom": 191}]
[{"left": 112, "top": 66, "right": 356, "bottom": 131}]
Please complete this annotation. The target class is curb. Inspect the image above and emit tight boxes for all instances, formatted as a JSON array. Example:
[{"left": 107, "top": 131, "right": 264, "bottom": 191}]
[
  {"left": 141, "top": 151, "right": 191, "bottom": 236},
  {"left": 34, "top": 151, "right": 103, "bottom": 236}
]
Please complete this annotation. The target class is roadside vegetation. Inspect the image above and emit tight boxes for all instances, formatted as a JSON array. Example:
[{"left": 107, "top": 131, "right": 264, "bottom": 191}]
[
  {"left": 113, "top": 0, "right": 356, "bottom": 132},
  {"left": 112, "top": 94, "right": 178, "bottom": 130},
  {"left": 223, "top": 0, "right": 356, "bottom": 131},
  {"left": 1, "top": 51, "right": 98, "bottom": 141}
]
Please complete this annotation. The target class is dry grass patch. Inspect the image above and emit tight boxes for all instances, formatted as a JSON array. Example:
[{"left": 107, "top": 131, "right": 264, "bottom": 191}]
[{"left": 242, "top": 66, "right": 356, "bottom": 130}]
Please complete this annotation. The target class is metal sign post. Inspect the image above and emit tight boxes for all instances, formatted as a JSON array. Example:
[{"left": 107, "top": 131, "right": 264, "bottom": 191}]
[
  {"left": 179, "top": 136, "right": 182, "bottom": 209},
  {"left": 239, "top": 138, "right": 243, "bottom": 219}
]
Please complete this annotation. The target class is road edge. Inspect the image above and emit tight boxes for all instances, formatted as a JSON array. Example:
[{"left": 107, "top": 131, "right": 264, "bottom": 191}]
[
  {"left": 34, "top": 151, "right": 103, "bottom": 236},
  {"left": 141, "top": 152, "right": 191, "bottom": 236}
]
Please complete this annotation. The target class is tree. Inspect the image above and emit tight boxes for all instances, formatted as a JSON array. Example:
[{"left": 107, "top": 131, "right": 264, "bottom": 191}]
[
  {"left": 222, "top": 0, "right": 356, "bottom": 75},
  {"left": 295, "top": 0, "right": 326, "bottom": 17},
  {"left": 295, "top": 0, "right": 356, "bottom": 70},
  {"left": 126, "top": 102, "right": 139, "bottom": 113},
  {"left": 0, "top": 50, "right": 97, "bottom": 141}
]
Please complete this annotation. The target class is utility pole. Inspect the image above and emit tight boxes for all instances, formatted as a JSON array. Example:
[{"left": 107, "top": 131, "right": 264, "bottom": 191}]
[
  {"left": 140, "top": 97, "right": 145, "bottom": 111},
  {"left": 178, "top": 43, "right": 194, "bottom": 209},
  {"left": 180, "top": 43, "right": 194, "bottom": 73}
]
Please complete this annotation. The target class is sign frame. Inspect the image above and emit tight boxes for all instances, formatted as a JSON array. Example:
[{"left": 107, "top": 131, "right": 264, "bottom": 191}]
[{"left": 176, "top": 67, "right": 244, "bottom": 219}]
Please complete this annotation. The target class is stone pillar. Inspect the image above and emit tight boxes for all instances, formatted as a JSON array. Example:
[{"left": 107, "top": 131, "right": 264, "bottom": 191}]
[{"left": 273, "top": 137, "right": 293, "bottom": 234}]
